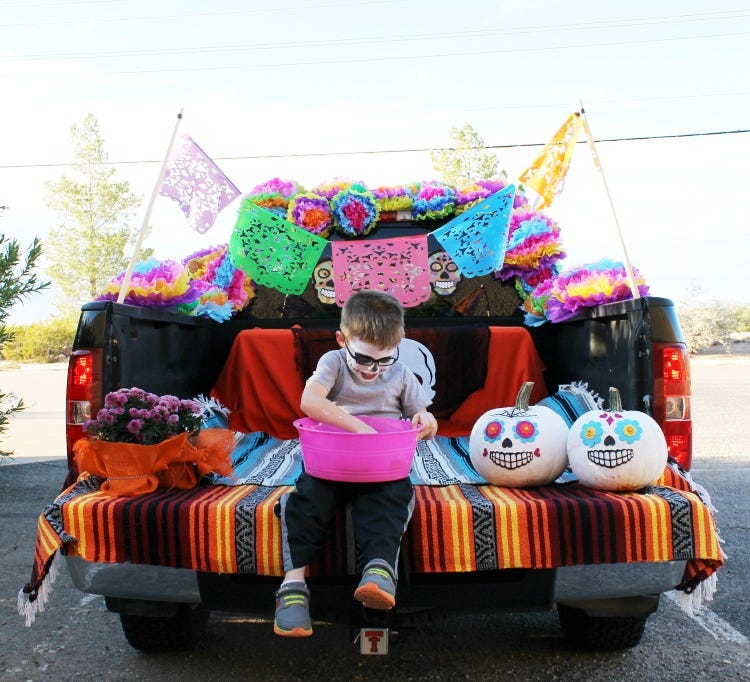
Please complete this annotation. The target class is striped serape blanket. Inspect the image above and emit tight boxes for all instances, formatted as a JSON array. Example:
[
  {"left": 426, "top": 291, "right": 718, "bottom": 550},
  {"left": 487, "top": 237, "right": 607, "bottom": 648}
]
[
  {"left": 19, "top": 461, "right": 723, "bottom": 626},
  {"left": 210, "top": 432, "right": 484, "bottom": 487}
]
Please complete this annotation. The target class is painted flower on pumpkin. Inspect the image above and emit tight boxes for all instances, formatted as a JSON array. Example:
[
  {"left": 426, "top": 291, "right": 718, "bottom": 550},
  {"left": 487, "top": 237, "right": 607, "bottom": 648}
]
[
  {"left": 579, "top": 420, "right": 604, "bottom": 447},
  {"left": 514, "top": 420, "right": 538, "bottom": 443},
  {"left": 484, "top": 420, "right": 504, "bottom": 442},
  {"left": 615, "top": 419, "right": 643, "bottom": 444}
]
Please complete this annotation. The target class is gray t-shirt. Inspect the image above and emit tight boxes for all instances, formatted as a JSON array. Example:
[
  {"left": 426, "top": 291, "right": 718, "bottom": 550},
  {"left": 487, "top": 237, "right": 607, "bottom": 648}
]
[{"left": 308, "top": 349, "right": 431, "bottom": 420}]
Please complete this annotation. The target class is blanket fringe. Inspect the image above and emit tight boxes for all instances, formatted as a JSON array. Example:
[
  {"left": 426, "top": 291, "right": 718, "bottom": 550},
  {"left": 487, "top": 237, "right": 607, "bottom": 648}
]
[
  {"left": 667, "top": 461, "right": 728, "bottom": 558},
  {"left": 195, "top": 394, "right": 230, "bottom": 419},
  {"left": 18, "top": 551, "right": 62, "bottom": 627},
  {"left": 674, "top": 572, "right": 719, "bottom": 618},
  {"left": 558, "top": 380, "right": 604, "bottom": 409}
]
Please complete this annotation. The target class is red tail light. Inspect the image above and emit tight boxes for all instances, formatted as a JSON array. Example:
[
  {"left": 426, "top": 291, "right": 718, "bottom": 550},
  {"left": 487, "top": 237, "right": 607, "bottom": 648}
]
[
  {"left": 652, "top": 343, "right": 692, "bottom": 469},
  {"left": 66, "top": 349, "right": 103, "bottom": 471}
]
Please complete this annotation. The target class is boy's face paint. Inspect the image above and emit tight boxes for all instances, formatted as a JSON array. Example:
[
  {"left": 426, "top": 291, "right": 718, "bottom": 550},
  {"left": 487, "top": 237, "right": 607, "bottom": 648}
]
[{"left": 342, "top": 337, "right": 398, "bottom": 383}]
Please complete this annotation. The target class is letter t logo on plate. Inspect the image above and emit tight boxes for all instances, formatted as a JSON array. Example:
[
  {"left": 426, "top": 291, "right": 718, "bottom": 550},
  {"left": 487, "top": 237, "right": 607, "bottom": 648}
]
[{"left": 359, "top": 628, "right": 389, "bottom": 655}]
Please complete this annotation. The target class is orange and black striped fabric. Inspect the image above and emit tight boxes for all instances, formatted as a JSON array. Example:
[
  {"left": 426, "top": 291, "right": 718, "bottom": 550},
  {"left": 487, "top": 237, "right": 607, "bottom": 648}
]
[{"left": 22, "top": 465, "right": 722, "bottom": 604}]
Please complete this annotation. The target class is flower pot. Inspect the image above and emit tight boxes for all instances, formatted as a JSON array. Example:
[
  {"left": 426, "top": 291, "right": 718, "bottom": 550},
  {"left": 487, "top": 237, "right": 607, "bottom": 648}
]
[{"left": 73, "top": 429, "right": 234, "bottom": 497}]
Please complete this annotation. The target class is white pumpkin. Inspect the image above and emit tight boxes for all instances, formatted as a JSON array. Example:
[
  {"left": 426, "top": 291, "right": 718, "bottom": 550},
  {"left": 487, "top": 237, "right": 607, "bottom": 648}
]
[
  {"left": 470, "top": 382, "right": 569, "bottom": 487},
  {"left": 567, "top": 387, "right": 668, "bottom": 492}
]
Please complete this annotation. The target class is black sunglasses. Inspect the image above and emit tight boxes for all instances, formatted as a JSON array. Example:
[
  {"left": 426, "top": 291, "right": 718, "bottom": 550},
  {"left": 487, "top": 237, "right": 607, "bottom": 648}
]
[{"left": 341, "top": 333, "right": 399, "bottom": 370}]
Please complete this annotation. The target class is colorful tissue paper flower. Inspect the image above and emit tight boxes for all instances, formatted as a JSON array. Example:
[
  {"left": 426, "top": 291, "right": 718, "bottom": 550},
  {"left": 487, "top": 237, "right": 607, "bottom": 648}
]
[
  {"left": 312, "top": 180, "right": 363, "bottom": 200},
  {"left": 373, "top": 185, "right": 414, "bottom": 212},
  {"left": 248, "top": 178, "right": 301, "bottom": 198},
  {"left": 455, "top": 178, "right": 514, "bottom": 214},
  {"left": 179, "top": 297, "right": 235, "bottom": 322},
  {"left": 521, "top": 262, "right": 562, "bottom": 291},
  {"left": 520, "top": 276, "right": 554, "bottom": 315},
  {"left": 412, "top": 182, "right": 456, "bottom": 221},
  {"left": 331, "top": 188, "right": 381, "bottom": 238},
  {"left": 132, "top": 258, "right": 163, "bottom": 274},
  {"left": 183, "top": 245, "right": 226, "bottom": 280},
  {"left": 455, "top": 182, "right": 494, "bottom": 214},
  {"left": 538, "top": 259, "right": 649, "bottom": 324},
  {"left": 287, "top": 193, "right": 333, "bottom": 237},
  {"left": 497, "top": 210, "right": 565, "bottom": 280},
  {"left": 512, "top": 192, "right": 531, "bottom": 209},
  {"left": 97, "top": 260, "right": 202, "bottom": 307},
  {"left": 245, "top": 192, "right": 289, "bottom": 217},
  {"left": 182, "top": 244, "right": 255, "bottom": 316},
  {"left": 515, "top": 263, "right": 562, "bottom": 298}
]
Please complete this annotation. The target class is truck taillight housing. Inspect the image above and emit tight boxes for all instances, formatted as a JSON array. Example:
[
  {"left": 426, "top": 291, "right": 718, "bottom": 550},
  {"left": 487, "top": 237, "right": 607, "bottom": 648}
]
[
  {"left": 66, "top": 348, "right": 103, "bottom": 471},
  {"left": 652, "top": 343, "right": 692, "bottom": 469}
]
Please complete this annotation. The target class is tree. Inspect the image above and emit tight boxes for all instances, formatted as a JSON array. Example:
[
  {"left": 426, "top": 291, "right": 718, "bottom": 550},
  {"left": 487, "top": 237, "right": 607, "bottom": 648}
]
[
  {"left": 44, "top": 114, "right": 145, "bottom": 311},
  {"left": 0, "top": 205, "right": 50, "bottom": 457},
  {"left": 676, "top": 285, "right": 736, "bottom": 354},
  {"left": 430, "top": 124, "right": 501, "bottom": 186}
]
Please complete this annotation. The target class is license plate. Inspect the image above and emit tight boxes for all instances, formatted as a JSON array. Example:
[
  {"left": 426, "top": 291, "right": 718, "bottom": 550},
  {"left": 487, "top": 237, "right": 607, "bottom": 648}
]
[{"left": 359, "top": 627, "right": 389, "bottom": 655}]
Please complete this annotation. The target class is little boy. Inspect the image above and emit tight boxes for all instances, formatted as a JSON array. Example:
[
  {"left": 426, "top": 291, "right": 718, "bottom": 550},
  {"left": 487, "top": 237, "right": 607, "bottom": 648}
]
[{"left": 274, "top": 290, "right": 437, "bottom": 637}]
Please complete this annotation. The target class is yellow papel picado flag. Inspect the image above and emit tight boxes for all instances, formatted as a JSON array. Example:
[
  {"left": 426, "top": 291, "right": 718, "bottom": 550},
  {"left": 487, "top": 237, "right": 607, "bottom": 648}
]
[{"left": 518, "top": 112, "right": 584, "bottom": 209}]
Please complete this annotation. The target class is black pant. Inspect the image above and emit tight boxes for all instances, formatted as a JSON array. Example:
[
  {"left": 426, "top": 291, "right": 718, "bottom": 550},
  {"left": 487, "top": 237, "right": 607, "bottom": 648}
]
[{"left": 280, "top": 473, "right": 414, "bottom": 576}]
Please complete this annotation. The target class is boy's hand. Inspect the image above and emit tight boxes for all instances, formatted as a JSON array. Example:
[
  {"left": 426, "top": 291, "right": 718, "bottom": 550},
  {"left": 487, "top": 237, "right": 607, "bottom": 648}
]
[{"left": 411, "top": 410, "right": 437, "bottom": 440}]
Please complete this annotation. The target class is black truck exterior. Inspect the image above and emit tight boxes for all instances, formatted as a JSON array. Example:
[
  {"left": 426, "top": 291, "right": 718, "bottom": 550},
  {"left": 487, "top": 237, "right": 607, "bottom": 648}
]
[{"left": 61, "top": 269, "right": 698, "bottom": 652}]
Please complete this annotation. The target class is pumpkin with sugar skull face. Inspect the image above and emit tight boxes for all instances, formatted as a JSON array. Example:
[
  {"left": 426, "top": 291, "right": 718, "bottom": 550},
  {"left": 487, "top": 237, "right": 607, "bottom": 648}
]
[
  {"left": 567, "top": 387, "right": 668, "bottom": 492},
  {"left": 470, "top": 382, "right": 569, "bottom": 487}
]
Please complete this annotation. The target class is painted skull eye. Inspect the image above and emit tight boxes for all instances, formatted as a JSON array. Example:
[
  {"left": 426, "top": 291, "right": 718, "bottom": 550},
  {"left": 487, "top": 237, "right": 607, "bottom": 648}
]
[
  {"left": 484, "top": 421, "right": 503, "bottom": 442},
  {"left": 614, "top": 419, "right": 643, "bottom": 444},
  {"left": 514, "top": 420, "right": 538, "bottom": 443},
  {"left": 580, "top": 420, "right": 604, "bottom": 447}
]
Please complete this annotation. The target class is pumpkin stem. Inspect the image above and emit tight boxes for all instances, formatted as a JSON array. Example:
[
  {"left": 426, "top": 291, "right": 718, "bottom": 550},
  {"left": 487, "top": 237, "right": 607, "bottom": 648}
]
[
  {"left": 515, "top": 382, "right": 534, "bottom": 411},
  {"left": 608, "top": 387, "right": 623, "bottom": 412}
]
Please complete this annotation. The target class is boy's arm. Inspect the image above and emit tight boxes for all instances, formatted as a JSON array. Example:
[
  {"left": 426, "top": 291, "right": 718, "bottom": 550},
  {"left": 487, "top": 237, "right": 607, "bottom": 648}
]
[
  {"left": 300, "top": 379, "right": 377, "bottom": 434},
  {"left": 411, "top": 408, "right": 438, "bottom": 440}
]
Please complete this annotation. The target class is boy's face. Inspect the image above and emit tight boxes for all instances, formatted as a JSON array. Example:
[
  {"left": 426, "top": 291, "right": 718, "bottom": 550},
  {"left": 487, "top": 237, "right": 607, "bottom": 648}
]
[{"left": 336, "top": 331, "right": 399, "bottom": 384}]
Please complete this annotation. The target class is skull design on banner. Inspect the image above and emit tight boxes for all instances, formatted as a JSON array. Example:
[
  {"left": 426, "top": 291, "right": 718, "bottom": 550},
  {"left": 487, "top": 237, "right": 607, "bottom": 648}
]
[
  {"left": 312, "top": 260, "right": 336, "bottom": 304},
  {"left": 429, "top": 251, "right": 461, "bottom": 296}
]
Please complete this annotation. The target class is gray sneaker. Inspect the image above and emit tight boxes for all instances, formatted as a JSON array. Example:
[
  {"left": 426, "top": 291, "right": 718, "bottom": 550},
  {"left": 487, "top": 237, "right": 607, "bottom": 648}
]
[
  {"left": 273, "top": 581, "right": 312, "bottom": 637},
  {"left": 354, "top": 559, "right": 397, "bottom": 610}
]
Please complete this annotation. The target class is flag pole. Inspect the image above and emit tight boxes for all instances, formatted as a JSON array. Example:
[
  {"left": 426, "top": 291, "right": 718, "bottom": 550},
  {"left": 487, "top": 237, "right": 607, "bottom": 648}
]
[
  {"left": 117, "top": 109, "right": 184, "bottom": 304},
  {"left": 578, "top": 101, "right": 640, "bottom": 299}
]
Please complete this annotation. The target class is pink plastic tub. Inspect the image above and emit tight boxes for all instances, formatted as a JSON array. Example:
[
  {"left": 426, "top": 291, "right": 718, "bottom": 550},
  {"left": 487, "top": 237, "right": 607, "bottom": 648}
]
[{"left": 293, "top": 415, "right": 419, "bottom": 482}]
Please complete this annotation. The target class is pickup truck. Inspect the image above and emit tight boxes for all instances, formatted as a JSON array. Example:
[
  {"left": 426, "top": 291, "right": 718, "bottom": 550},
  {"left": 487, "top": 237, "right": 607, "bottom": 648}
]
[{"left": 40, "top": 218, "right": 721, "bottom": 655}]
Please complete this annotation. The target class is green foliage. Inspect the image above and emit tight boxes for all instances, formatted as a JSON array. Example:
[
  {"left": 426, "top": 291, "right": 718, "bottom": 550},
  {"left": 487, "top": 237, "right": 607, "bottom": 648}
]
[
  {"left": 729, "top": 305, "right": 750, "bottom": 332},
  {"left": 430, "top": 124, "right": 501, "bottom": 186},
  {"left": 677, "top": 301, "right": 737, "bottom": 354},
  {"left": 3, "top": 316, "right": 77, "bottom": 363},
  {"left": 0, "top": 233, "right": 49, "bottom": 345},
  {"left": 0, "top": 391, "right": 23, "bottom": 457},
  {"left": 0, "top": 206, "right": 50, "bottom": 457},
  {"left": 44, "top": 113, "right": 147, "bottom": 312}
]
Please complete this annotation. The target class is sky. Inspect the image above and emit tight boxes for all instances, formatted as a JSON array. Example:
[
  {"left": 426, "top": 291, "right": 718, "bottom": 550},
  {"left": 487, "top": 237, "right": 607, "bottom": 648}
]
[{"left": 1, "top": 0, "right": 748, "bottom": 323}]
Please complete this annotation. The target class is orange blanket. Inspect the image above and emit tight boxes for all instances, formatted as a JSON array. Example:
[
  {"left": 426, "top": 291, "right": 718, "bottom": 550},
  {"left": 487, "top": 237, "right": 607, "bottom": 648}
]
[{"left": 211, "top": 326, "right": 547, "bottom": 439}]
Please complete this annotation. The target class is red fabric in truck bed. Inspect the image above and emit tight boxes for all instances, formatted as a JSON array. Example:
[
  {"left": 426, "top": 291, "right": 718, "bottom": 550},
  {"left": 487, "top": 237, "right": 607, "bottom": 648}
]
[{"left": 210, "top": 326, "right": 547, "bottom": 439}]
